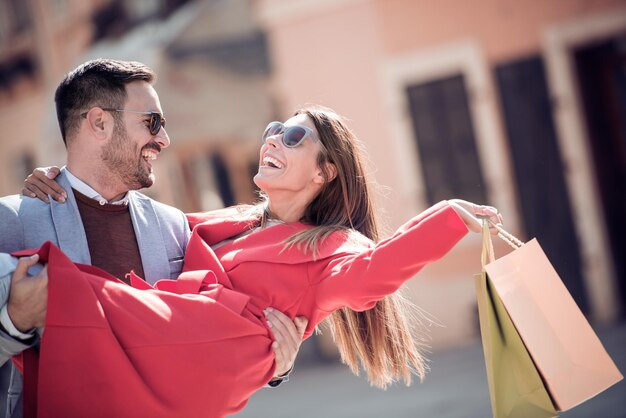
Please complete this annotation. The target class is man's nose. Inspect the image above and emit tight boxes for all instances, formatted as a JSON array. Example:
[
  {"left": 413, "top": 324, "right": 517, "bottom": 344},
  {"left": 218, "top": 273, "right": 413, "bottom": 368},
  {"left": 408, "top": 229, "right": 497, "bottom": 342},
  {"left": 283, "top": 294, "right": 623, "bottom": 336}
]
[{"left": 155, "top": 127, "right": 170, "bottom": 148}]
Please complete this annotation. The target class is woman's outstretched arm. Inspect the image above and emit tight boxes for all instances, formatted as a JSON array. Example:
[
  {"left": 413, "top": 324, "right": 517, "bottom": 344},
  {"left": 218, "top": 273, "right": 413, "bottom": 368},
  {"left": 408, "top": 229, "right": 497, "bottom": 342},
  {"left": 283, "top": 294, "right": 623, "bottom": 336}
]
[{"left": 313, "top": 200, "right": 498, "bottom": 313}]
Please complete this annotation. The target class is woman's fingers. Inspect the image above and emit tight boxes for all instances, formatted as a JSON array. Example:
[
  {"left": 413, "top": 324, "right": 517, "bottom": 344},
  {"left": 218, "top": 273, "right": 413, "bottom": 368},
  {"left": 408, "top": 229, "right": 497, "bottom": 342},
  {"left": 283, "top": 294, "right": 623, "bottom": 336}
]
[
  {"left": 271, "top": 340, "right": 289, "bottom": 375},
  {"left": 34, "top": 167, "right": 67, "bottom": 201},
  {"left": 449, "top": 199, "right": 503, "bottom": 235},
  {"left": 22, "top": 176, "right": 55, "bottom": 203},
  {"left": 473, "top": 204, "right": 497, "bottom": 219},
  {"left": 21, "top": 185, "right": 40, "bottom": 201},
  {"left": 264, "top": 308, "right": 305, "bottom": 376},
  {"left": 265, "top": 308, "right": 301, "bottom": 349},
  {"left": 294, "top": 316, "right": 308, "bottom": 336},
  {"left": 42, "top": 166, "right": 61, "bottom": 180},
  {"left": 473, "top": 205, "right": 503, "bottom": 236},
  {"left": 23, "top": 168, "right": 67, "bottom": 203},
  {"left": 22, "top": 177, "right": 50, "bottom": 203}
]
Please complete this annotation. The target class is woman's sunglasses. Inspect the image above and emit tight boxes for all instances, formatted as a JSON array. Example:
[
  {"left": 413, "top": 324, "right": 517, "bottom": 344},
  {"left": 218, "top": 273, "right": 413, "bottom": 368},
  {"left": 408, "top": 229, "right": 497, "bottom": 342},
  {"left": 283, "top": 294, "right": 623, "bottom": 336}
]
[
  {"left": 261, "top": 121, "right": 318, "bottom": 148},
  {"left": 81, "top": 108, "right": 166, "bottom": 136}
]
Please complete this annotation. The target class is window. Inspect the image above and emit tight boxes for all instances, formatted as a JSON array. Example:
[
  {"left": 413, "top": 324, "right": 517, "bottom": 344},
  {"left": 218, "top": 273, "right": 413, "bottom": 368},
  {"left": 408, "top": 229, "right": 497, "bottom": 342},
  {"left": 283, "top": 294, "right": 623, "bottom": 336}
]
[
  {"left": 210, "top": 153, "right": 235, "bottom": 207},
  {"left": 405, "top": 74, "right": 487, "bottom": 204},
  {"left": 0, "top": 55, "right": 37, "bottom": 95},
  {"left": 0, "top": 0, "right": 32, "bottom": 42}
]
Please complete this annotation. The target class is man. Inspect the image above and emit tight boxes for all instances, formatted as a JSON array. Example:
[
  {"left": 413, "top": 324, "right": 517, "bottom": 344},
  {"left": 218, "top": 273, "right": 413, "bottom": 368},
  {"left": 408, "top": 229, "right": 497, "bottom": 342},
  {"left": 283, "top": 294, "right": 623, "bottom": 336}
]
[{"left": 0, "top": 59, "right": 305, "bottom": 417}]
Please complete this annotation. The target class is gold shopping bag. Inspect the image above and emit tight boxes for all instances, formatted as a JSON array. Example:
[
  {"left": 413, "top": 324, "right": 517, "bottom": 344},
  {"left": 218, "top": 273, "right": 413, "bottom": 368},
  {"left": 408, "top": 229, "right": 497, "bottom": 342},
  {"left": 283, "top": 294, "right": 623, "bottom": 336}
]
[{"left": 475, "top": 221, "right": 622, "bottom": 417}]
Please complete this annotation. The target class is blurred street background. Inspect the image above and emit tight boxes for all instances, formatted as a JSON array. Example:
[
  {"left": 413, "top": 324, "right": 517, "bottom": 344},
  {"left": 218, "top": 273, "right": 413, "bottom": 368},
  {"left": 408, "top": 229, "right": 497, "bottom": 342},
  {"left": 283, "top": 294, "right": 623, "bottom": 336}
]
[
  {"left": 238, "top": 324, "right": 626, "bottom": 418},
  {"left": 1, "top": 0, "right": 625, "bottom": 416}
]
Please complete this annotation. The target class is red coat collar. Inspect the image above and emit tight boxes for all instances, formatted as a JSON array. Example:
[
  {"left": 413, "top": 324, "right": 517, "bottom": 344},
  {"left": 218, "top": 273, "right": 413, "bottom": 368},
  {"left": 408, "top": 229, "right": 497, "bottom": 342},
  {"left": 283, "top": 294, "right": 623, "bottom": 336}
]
[{"left": 186, "top": 207, "right": 368, "bottom": 268}]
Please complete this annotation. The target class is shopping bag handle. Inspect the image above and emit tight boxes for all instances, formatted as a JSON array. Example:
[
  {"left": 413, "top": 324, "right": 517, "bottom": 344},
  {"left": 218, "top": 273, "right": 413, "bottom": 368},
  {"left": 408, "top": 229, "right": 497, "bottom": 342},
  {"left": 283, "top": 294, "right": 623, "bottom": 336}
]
[
  {"left": 492, "top": 222, "right": 524, "bottom": 250},
  {"left": 481, "top": 218, "right": 496, "bottom": 267},
  {"left": 480, "top": 218, "right": 525, "bottom": 268}
]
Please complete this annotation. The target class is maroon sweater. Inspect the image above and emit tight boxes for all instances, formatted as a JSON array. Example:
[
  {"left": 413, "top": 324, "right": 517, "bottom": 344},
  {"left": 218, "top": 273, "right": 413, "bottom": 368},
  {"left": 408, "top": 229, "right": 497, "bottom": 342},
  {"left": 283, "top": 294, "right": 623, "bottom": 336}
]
[{"left": 73, "top": 189, "right": 145, "bottom": 284}]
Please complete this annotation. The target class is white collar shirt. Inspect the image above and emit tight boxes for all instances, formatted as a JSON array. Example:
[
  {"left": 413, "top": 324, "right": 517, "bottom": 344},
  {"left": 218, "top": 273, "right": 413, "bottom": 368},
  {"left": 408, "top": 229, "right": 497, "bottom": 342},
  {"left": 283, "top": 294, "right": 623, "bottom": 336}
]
[{"left": 64, "top": 167, "right": 130, "bottom": 206}]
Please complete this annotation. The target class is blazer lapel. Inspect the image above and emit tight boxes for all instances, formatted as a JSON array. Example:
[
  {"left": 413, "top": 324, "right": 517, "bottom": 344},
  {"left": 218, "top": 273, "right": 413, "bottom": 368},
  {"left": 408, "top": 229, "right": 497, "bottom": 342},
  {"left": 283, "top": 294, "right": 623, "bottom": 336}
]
[
  {"left": 50, "top": 171, "right": 91, "bottom": 264},
  {"left": 127, "top": 192, "right": 170, "bottom": 284}
]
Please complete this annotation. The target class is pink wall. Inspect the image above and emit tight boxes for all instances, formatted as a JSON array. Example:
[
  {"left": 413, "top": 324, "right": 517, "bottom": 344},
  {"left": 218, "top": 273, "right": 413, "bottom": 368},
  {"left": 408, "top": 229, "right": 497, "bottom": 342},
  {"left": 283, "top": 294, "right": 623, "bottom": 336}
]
[
  {"left": 263, "top": 1, "right": 410, "bottom": 226},
  {"left": 377, "top": 0, "right": 626, "bottom": 63},
  {"left": 258, "top": 0, "right": 626, "bottom": 346},
  {"left": 261, "top": 0, "right": 626, "bottom": 228}
]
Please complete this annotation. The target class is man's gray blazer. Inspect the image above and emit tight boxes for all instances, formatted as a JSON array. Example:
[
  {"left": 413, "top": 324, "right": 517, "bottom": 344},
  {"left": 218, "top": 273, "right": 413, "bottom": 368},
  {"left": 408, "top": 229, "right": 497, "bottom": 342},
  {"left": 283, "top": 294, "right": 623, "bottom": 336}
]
[{"left": 0, "top": 168, "right": 190, "bottom": 416}]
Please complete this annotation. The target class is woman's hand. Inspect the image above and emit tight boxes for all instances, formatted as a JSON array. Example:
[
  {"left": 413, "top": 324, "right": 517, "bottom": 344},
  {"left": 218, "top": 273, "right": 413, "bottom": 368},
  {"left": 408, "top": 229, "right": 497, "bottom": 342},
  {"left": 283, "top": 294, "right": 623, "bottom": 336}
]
[
  {"left": 264, "top": 307, "right": 308, "bottom": 378},
  {"left": 22, "top": 166, "right": 66, "bottom": 203},
  {"left": 448, "top": 199, "right": 502, "bottom": 235}
]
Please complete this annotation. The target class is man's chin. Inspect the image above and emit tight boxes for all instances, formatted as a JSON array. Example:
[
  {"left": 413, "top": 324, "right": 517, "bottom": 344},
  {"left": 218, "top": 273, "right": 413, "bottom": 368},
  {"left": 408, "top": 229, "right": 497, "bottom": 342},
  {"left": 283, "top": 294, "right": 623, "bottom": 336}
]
[
  {"left": 127, "top": 175, "right": 154, "bottom": 191},
  {"left": 142, "top": 176, "right": 155, "bottom": 189}
]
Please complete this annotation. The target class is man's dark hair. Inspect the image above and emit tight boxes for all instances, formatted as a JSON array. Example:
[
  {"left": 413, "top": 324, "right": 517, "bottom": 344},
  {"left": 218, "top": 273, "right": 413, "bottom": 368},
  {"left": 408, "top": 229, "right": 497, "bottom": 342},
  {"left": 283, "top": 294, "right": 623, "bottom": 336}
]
[{"left": 54, "top": 58, "right": 156, "bottom": 145}]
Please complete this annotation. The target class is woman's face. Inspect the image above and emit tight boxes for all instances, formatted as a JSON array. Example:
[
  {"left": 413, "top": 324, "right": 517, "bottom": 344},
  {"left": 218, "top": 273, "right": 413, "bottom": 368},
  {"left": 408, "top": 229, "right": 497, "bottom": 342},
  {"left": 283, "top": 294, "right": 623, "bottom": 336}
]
[{"left": 253, "top": 114, "right": 326, "bottom": 197}]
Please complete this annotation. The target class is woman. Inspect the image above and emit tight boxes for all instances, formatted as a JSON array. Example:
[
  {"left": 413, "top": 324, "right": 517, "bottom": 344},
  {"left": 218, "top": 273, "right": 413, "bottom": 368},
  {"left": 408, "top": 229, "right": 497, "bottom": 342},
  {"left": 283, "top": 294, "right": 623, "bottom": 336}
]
[{"left": 20, "top": 106, "right": 501, "bottom": 417}]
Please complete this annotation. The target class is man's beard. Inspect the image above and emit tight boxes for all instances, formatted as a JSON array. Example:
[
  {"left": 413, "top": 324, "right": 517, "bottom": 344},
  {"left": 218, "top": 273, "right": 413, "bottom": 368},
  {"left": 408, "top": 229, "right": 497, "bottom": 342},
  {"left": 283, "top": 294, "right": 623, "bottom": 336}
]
[{"left": 101, "top": 122, "right": 154, "bottom": 190}]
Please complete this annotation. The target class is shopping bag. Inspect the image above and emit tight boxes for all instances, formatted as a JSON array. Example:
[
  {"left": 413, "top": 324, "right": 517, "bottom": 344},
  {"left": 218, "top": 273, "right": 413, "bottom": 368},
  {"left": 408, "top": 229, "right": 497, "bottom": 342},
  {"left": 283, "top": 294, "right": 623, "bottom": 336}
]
[
  {"left": 475, "top": 220, "right": 623, "bottom": 417},
  {"left": 475, "top": 221, "right": 557, "bottom": 418}
]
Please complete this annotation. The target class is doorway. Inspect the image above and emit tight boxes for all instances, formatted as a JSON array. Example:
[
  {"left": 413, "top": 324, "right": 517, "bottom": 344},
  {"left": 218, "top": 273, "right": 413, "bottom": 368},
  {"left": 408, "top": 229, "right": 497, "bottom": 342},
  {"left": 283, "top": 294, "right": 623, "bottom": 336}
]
[
  {"left": 574, "top": 35, "right": 626, "bottom": 315},
  {"left": 496, "top": 56, "right": 589, "bottom": 313}
]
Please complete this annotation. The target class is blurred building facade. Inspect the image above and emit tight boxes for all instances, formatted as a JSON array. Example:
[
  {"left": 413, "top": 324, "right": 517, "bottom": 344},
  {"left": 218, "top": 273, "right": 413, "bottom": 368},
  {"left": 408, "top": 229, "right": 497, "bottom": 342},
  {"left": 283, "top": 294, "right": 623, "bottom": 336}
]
[
  {"left": 255, "top": 0, "right": 626, "bottom": 347},
  {"left": 0, "top": 0, "right": 275, "bottom": 210},
  {"left": 0, "top": 0, "right": 625, "bottom": 348}
]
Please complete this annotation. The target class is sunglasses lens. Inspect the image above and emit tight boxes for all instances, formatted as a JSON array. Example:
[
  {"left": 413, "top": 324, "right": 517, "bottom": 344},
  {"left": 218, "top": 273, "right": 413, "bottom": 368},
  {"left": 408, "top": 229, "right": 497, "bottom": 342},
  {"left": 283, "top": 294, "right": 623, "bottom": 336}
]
[
  {"left": 150, "top": 113, "right": 164, "bottom": 136},
  {"left": 283, "top": 126, "right": 307, "bottom": 147},
  {"left": 261, "top": 122, "right": 311, "bottom": 147},
  {"left": 262, "top": 122, "right": 283, "bottom": 142}
]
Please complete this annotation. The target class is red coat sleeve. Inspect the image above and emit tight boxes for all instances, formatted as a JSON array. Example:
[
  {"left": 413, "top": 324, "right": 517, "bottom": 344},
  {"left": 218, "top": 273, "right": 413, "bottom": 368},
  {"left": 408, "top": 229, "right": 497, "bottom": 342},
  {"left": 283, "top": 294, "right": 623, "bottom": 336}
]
[{"left": 312, "top": 201, "right": 468, "bottom": 312}]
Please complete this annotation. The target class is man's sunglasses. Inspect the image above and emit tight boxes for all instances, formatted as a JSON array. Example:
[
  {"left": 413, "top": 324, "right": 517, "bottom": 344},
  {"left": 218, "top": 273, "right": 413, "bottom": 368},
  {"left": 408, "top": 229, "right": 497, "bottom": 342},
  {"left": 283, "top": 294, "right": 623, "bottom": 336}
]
[
  {"left": 261, "top": 121, "right": 318, "bottom": 148},
  {"left": 81, "top": 108, "right": 166, "bottom": 136}
]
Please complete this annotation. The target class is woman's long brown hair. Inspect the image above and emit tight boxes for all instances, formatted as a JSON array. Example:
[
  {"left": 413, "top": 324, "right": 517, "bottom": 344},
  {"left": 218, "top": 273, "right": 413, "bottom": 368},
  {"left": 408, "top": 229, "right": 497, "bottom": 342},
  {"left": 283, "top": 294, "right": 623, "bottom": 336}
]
[{"left": 264, "top": 106, "right": 428, "bottom": 389}]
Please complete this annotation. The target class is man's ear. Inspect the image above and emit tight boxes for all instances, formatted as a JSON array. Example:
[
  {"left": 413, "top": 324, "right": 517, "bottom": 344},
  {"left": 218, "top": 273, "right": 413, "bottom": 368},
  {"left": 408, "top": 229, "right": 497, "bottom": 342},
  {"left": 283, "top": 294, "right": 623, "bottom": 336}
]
[
  {"left": 84, "top": 108, "right": 114, "bottom": 141},
  {"left": 313, "top": 162, "right": 337, "bottom": 185}
]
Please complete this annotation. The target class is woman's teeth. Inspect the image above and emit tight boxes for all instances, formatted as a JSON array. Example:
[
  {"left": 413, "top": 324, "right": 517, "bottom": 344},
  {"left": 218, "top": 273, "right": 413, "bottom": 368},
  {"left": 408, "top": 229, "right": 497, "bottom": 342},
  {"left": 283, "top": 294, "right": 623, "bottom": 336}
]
[{"left": 263, "top": 156, "right": 283, "bottom": 169}]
